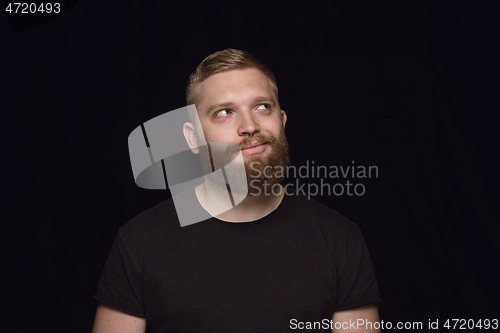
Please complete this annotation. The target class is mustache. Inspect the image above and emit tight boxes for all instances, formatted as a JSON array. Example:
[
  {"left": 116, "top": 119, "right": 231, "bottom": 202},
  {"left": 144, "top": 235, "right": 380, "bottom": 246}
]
[{"left": 237, "top": 134, "right": 276, "bottom": 149}]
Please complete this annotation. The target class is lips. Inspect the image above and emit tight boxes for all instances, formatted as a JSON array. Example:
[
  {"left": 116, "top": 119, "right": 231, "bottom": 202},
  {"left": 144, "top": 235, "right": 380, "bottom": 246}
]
[
  {"left": 241, "top": 142, "right": 267, "bottom": 150},
  {"left": 240, "top": 142, "right": 267, "bottom": 155}
]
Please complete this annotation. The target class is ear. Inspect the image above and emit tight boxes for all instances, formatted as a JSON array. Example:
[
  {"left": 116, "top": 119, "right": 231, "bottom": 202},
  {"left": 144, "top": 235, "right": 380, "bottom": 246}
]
[
  {"left": 281, "top": 110, "right": 287, "bottom": 128},
  {"left": 183, "top": 122, "right": 200, "bottom": 154}
]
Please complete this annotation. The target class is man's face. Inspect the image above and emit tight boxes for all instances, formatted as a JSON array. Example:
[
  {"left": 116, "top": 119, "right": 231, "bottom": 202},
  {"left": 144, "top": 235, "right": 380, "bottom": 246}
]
[{"left": 194, "top": 68, "right": 290, "bottom": 194}]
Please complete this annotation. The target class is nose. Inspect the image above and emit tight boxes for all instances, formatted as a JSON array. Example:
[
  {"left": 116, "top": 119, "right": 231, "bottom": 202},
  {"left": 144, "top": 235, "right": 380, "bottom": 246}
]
[{"left": 237, "top": 111, "right": 260, "bottom": 136}]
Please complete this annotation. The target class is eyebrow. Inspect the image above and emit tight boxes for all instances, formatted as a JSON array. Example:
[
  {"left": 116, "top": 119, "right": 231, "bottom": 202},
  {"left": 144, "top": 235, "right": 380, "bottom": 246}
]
[
  {"left": 206, "top": 102, "right": 235, "bottom": 115},
  {"left": 253, "top": 96, "right": 276, "bottom": 106},
  {"left": 206, "top": 96, "right": 276, "bottom": 115}
]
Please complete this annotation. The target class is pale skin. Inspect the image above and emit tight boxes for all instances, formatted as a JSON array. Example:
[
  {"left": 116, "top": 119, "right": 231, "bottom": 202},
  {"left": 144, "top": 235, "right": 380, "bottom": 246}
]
[
  {"left": 92, "top": 303, "right": 380, "bottom": 333},
  {"left": 183, "top": 68, "right": 287, "bottom": 222},
  {"left": 91, "top": 68, "right": 381, "bottom": 332},
  {"left": 332, "top": 304, "right": 381, "bottom": 332},
  {"left": 92, "top": 304, "right": 146, "bottom": 333}
]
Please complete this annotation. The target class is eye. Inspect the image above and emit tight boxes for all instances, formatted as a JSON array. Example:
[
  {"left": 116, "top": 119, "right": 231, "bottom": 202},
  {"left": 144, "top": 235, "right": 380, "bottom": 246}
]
[
  {"left": 215, "top": 109, "right": 232, "bottom": 117},
  {"left": 256, "top": 104, "right": 270, "bottom": 110}
]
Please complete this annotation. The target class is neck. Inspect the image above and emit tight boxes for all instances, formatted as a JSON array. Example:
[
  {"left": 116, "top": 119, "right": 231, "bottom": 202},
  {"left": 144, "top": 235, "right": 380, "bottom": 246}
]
[{"left": 195, "top": 176, "right": 285, "bottom": 222}]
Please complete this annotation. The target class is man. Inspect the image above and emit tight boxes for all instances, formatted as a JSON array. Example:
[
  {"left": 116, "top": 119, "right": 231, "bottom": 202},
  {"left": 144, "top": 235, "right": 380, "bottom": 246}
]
[{"left": 92, "top": 49, "right": 382, "bottom": 332}]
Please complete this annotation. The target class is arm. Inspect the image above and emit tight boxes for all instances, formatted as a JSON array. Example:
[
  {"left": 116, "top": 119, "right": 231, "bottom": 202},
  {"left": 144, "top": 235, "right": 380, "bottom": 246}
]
[
  {"left": 92, "top": 303, "right": 146, "bottom": 333},
  {"left": 331, "top": 304, "right": 381, "bottom": 333}
]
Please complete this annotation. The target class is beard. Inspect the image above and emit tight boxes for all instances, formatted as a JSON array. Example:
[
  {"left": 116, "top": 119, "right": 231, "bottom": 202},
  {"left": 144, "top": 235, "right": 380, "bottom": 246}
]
[{"left": 198, "top": 127, "right": 290, "bottom": 196}]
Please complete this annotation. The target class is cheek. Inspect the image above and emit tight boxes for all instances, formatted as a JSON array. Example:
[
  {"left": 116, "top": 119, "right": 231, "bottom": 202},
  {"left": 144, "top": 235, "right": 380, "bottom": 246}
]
[
  {"left": 201, "top": 127, "right": 232, "bottom": 143},
  {"left": 197, "top": 121, "right": 216, "bottom": 141},
  {"left": 268, "top": 119, "right": 284, "bottom": 133}
]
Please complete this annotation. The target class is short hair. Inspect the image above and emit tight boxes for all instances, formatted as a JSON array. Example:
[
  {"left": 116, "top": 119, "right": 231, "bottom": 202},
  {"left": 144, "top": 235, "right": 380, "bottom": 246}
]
[{"left": 186, "top": 48, "right": 278, "bottom": 106}]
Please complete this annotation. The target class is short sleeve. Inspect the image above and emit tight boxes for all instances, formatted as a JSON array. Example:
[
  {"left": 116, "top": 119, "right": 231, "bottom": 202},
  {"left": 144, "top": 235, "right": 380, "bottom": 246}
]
[
  {"left": 334, "top": 234, "right": 382, "bottom": 311},
  {"left": 93, "top": 231, "right": 146, "bottom": 318}
]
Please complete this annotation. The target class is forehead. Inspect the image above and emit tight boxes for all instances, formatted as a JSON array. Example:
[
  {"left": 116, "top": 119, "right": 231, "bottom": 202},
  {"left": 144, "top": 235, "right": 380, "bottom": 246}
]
[{"left": 196, "top": 68, "right": 275, "bottom": 108}]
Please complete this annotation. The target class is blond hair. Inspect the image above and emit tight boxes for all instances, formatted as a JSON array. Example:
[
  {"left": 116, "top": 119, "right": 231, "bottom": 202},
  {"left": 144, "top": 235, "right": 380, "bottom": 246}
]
[{"left": 186, "top": 48, "right": 278, "bottom": 106}]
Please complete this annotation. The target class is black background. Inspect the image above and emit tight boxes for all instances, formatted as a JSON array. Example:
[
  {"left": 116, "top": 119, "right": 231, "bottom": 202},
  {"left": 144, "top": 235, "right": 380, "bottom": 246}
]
[{"left": 2, "top": 0, "right": 499, "bottom": 332}]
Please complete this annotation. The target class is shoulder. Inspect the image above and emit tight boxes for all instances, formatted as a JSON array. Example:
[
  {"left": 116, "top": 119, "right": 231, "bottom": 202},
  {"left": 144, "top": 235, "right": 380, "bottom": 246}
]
[{"left": 116, "top": 197, "right": 179, "bottom": 254}]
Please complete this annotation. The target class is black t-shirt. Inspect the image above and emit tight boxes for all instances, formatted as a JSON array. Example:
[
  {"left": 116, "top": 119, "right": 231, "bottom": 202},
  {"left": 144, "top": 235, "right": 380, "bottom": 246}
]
[{"left": 94, "top": 192, "right": 382, "bottom": 332}]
